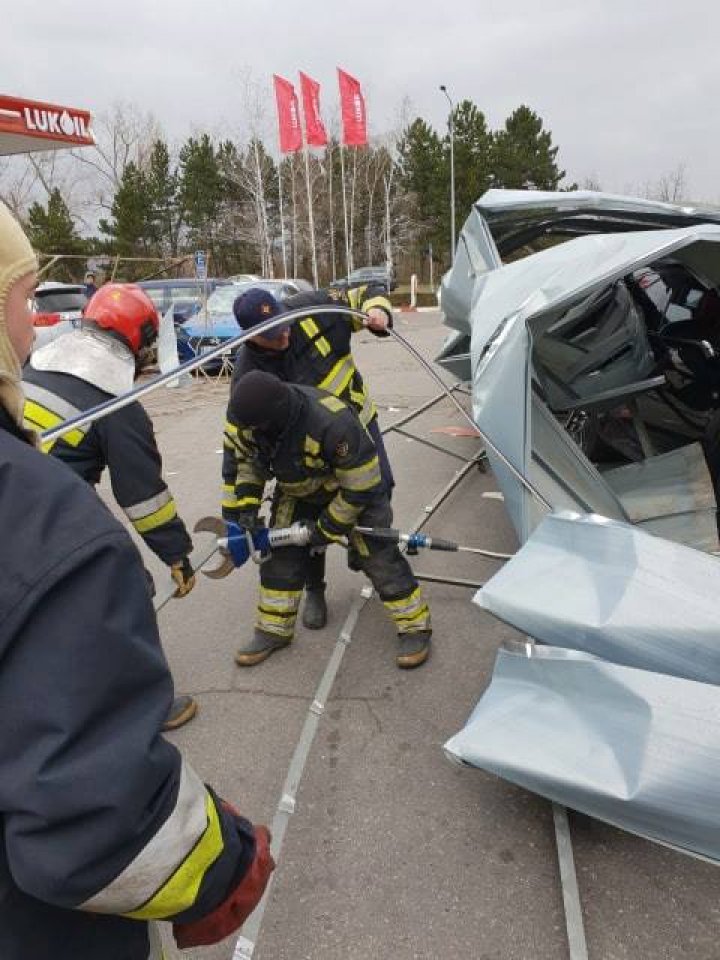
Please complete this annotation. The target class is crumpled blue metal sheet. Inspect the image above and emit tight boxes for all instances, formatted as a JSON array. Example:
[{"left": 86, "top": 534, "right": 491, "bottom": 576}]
[
  {"left": 477, "top": 511, "right": 720, "bottom": 686},
  {"left": 444, "top": 643, "right": 720, "bottom": 862}
]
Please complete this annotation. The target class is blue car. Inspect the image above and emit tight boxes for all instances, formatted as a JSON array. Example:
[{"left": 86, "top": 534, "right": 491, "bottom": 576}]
[{"left": 178, "top": 279, "right": 309, "bottom": 371}]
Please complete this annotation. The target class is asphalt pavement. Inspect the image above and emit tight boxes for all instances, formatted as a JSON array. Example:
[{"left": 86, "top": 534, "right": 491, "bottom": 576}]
[{"left": 100, "top": 311, "right": 720, "bottom": 960}]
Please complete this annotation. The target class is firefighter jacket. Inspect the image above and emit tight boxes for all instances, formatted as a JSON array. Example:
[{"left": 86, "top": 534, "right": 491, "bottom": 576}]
[
  {"left": 22, "top": 363, "right": 192, "bottom": 566},
  {"left": 231, "top": 282, "right": 392, "bottom": 428},
  {"left": 223, "top": 384, "right": 383, "bottom": 542},
  {"left": 224, "top": 283, "right": 391, "bottom": 521},
  {"left": 0, "top": 407, "right": 256, "bottom": 960}
]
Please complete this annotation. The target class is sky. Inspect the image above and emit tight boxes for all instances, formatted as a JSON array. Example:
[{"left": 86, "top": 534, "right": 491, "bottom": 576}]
[{"left": 5, "top": 0, "right": 720, "bottom": 201}]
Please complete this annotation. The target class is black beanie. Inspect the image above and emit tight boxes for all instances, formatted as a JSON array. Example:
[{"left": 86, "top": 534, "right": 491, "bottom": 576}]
[{"left": 230, "top": 370, "right": 291, "bottom": 431}]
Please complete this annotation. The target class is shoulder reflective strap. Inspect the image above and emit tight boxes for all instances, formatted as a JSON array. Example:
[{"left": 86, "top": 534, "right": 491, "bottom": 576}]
[
  {"left": 319, "top": 394, "right": 346, "bottom": 414},
  {"left": 23, "top": 382, "right": 87, "bottom": 451},
  {"left": 299, "top": 317, "right": 332, "bottom": 358}
]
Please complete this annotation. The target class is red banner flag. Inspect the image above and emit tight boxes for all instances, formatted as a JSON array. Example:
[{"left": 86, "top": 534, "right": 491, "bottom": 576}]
[
  {"left": 337, "top": 68, "right": 367, "bottom": 146},
  {"left": 273, "top": 75, "right": 302, "bottom": 153},
  {"left": 299, "top": 72, "right": 328, "bottom": 147}
]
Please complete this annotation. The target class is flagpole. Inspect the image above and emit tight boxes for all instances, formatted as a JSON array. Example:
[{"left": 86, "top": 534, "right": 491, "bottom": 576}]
[
  {"left": 327, "top": 142, "right": 336, "bottom": 281},
  {"left": 349, "top": 145, "right": 357, "bottom": 273},
  {"left": 298, "top": 90, "right": 319, "bottom": 288},
  {"left": 340, "top": 143, "right": 350, "bottom": 278},
  {"left": 290, "top": 154, "right": 298, "bottom": 277},
  {"left": 278, "top": 156, "right": 288, "bottom": 279}
]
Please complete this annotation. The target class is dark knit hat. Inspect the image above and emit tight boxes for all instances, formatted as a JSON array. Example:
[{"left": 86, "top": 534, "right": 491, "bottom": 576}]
[
  {"left": 230, "top": 370, "right": 291, "bottom": 431},
  {"left": 233, "top": 287, "right": 289, "bottom": 340}
]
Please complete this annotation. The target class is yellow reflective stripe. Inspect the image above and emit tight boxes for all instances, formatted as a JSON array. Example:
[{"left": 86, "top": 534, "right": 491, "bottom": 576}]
[
  {"left": 260, "top": 586, "right": 302, "bottom": 601},
  {"left": 316, "top": 519, "right": 344, "bottom": 543},
  {"left": 132, "top": 500, "right": 178, "bottom": 534},
  {"left": 316, "top": 336, "right": 332, "bottom": 357},
  {"left": 361, "top": 295, "right": 392, "bottom": 315},
  {"left": 259, "top": 588, "right": 302, "bottom": 612},
  {"left": 328, "top": 493, "right": 360, "bottom": 527},
  {"left": 304, "top": 457, "right": 326, "bottom": 469},
  {"left": 126, "top": 794, "right": 223, "bottom": 920},
  {"left": 280, "top": 476, "right": 338, "bottom": 497},
  {"left": 336, "top": 456, "right": 381, "bottom": 491},
  {"left": 318, "top": 355, "right": 354, "bottom": 397},
  {"left": 225, "top": 421, "right": 238, "bottom": 436},
  {"left": 304, "top": 436, "right": 321, "bottom": 455},
  {"left": 349, "top": 530, "right": 370, "bottom": 557},
  {"left": 23, "top": 401, "right": 86, "bottom": 448},
  {"left": 320, "top": 395, "right": 346, "bottom": 413},
  {"left": 300, "top": 317, "right": 320, "bottom": 339},
  {"left": 80, "top": 763, "right": 214, "bottom": 916},
  {"left": 384, "top": 587, "right": 424, "bottom": 613},
  {"left": 235, "top": 462, "right": 263, "bottom": 483},
  {"left": 257, "top": 587, "right": 301, "bottom": 637}
]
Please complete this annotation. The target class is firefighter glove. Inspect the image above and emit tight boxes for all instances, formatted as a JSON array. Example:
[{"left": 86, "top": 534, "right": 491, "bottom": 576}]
[
  {"left": 173, "top": 823, "right": 275, "bottom": 948},
  {"left": 171, "top": 556, "right": 196, "bottom": 598}
]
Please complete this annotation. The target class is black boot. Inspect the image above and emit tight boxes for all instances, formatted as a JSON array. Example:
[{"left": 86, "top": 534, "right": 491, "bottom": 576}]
[
  {"left": 302, "top": 583, "right": 327, "bottom": 630},
  {"left": 163, "top": 695, "right": 198, "bottom": 731},
  {"left": 396, "top": 631, "right": 431, "bottom": 669}
]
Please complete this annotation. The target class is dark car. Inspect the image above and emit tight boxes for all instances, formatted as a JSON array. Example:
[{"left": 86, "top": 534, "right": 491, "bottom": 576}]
[
  {"left": 137, "top": 278, "right": 233, "bottom": 326},
  {"left": 338, "top": 265, "right": 396, "bottom": 292}
]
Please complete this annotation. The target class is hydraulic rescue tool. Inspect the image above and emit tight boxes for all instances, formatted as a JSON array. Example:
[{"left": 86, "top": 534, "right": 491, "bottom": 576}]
[{"left": 193, "top": 516, "right": 510, "bottom": 578}]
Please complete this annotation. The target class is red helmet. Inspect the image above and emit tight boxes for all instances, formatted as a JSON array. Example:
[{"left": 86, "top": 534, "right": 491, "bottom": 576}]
[{"left": 83, "top": 283, "right": 159, "bottom": 355}]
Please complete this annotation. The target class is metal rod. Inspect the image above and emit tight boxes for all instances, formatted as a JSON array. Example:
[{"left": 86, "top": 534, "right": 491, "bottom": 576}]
[
  {"left": 414, "top": 572, "right": 484, "bottom": 589},
  {"left": 381, "top": 388, "right": 454, "bottom": 435},
  {"left": 392, "top": 425, "right": 474, "bottom": 463},
  {"left": 552, "top": 804, "right": 590, "bottom": 960},
  {"left": 40, "top": 305, "right": 548, "bottom": 514}
]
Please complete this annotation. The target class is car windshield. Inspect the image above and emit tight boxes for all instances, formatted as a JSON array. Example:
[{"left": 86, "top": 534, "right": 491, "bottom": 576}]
[
  {"left": 205, "top": 281, "right": 289, "bottom": 315},
  {"left": 35, "top": 289, "right": 87, "bottom": 312}
]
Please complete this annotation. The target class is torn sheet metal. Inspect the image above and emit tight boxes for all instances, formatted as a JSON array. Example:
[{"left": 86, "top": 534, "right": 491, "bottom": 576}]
[
  {"left": 444, "top": 643, "right": 720, "bottom": 863},
  {"left": 477, "top": 511, "right": 720, "bottom": 686}
]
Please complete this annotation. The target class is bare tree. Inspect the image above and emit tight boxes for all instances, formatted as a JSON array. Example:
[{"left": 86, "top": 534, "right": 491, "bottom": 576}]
[
  {"left": 71, "top": 100, "right": 163, "bottom": 216},
  {"left": 653, "top": 162, "right": 688, "bottom": 203}
]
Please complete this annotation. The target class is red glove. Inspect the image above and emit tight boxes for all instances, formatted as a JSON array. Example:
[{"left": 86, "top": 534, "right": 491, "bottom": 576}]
[{"left": 173, "top": 824, "right": 274, "bottom": 949}]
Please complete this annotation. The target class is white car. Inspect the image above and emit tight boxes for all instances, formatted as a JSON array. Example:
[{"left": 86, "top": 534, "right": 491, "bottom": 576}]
[{"left": 32, "top": 282, "right": 88, "bottom": 349}]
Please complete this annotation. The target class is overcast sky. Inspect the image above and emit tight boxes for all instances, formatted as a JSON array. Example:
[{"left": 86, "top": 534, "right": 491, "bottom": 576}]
[{"left": 5, "top": 0, "right": 720, "bottom": 201}]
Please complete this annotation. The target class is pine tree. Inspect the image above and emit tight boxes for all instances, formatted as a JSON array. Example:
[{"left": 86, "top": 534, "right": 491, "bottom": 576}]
[
  {"left": 395, "top": 118, "right": 446, "bottom": 254},
  {"left": 27, "top": 189, "right": 86, "bottom": 280},
  {"left": 99, "top": 161, "right": 154, "bottom": 258},
  {"left": 492, "top": 106, "right": 565, "bottom": 190},
  {"left": 449, "top": 100, "right": 494, "bottom": 216},
  {"left": 146, "top": 140, "right": 182, "bottom": 256},
  {"left": 178, "top": 134, "right": 223, "bottom": 258}
]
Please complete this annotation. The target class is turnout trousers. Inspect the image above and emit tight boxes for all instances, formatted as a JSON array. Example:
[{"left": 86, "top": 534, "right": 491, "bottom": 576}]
[{"left": 255, "top": 491, "right": 430, "bottom": 644}]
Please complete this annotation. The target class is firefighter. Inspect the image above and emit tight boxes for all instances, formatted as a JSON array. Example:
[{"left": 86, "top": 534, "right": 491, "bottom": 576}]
[
  {"left": 0, "top": 200, "right": 273, "bottom": 959},
  {"left": 23, "top": 283, "right": 197, "bottom": 730},
  {"left": 223, "top": 283, "right": 394, "bottom": 631},
  {"left": 225, "top": 370, "right": 432, "bottom": 670}
]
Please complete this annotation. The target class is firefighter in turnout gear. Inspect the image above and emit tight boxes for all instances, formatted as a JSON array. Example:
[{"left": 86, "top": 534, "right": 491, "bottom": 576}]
[
  {"left": 23, "top": 283, "right": 197, "bottom": 730},
  {"left": 224, "top": 284, "right": 395, "bottom": 631},
  {"left": 0, "top": 201, "right": 273, "bottom": 960},
  {"left": 225, "top": 371, "right": 432, "bottom": 669}
]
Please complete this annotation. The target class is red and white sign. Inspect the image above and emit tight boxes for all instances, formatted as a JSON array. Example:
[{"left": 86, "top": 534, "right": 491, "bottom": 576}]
[
  {"left": 0, "top": 94, "right": 94, "bottom": 157},
  {"left": 299, "top": 72, "right": 328, "bottom": 147},
  {"left": 273, "top": 76, "right": 303, "bottom": 153},
  {"left": 337, "top": 69, "right": 367, "bottom": 147}
]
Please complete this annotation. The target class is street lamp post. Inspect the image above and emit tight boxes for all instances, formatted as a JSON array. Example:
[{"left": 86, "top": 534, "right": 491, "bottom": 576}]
[{"left": 439, "top": 84, "right": 456, "bottom": 264}]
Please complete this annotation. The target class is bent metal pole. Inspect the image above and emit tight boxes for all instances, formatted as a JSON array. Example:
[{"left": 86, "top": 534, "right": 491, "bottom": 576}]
[{"left": 39, "top": 306, "right": 551, "bottom": 511}]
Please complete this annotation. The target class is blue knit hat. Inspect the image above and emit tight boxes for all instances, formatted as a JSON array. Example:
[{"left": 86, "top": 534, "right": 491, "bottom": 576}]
[{"left": 233, "top": 287, "right": 289, "bottom": 340}]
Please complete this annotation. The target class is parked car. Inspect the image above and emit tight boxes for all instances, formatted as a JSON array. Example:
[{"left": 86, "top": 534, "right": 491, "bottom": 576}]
[
  {"left": 137, "top": 278, "right": 233, "bottom": 326},
  {"left": 32, "top": 282, "right": 88, "bottom": 349},
  {"left": 337, "top": 265, "right": 396, "bottom": 292},
  {"left": 177, "top": 278, "right": 308, "bottom": 371}
]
